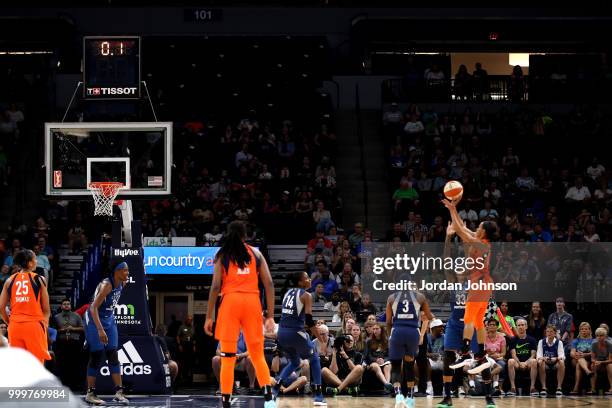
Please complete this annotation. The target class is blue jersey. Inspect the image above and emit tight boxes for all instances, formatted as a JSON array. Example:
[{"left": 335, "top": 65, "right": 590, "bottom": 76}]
[
  {"left": 280, "top": 288, "right": 306, "bottom": 329},
  {"left": 391, "top": 291, "right": 420, "bottom": 329},
  {"left": 449, "top": 281, "right": 469, "bottom": 324},
  {"left": 90, "top": 278, "right": 124, "bottom": 321}
]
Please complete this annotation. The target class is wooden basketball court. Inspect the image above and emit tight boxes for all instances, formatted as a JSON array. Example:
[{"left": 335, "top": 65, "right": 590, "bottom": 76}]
[{"left": 79, "top": 394, "right": 612, "bottom": 407}]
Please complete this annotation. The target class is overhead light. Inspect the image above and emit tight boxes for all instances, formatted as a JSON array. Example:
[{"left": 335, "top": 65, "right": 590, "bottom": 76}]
[
  {"left": 0, "top": 50, "right": 53, "bottom": 55},
  {"left": 509, "top": 53, "right": 530, "bottom": 67}
]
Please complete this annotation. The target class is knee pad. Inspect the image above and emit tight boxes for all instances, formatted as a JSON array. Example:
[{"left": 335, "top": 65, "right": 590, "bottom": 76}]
[
  {"left": 391, "top": 360, "right": 402, "bottom": 384},
  {"left": 106, "top": 349, "right": 121, "bottom": 374},
  {"left": 87, "top": 351, "right": 105, "bottom": 376},
  {"left": 443, "top": 351, "right": 456, "bottom": 377}
]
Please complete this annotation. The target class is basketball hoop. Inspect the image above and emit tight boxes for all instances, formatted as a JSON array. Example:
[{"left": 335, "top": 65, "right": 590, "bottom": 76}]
[{"left": 88, "top": 182, "right": 124, "bottom": 216}]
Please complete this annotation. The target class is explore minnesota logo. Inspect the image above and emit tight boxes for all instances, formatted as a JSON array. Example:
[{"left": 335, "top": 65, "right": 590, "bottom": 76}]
[{"left": 114, "top": 303, "right": 142, "bottom": 325}]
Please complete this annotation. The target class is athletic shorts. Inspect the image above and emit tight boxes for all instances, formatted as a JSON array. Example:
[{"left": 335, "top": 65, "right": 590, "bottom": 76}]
[
  {"left": 215, "top": 292, "right": 264, "bottom": 346},
  {"left": 463, "top": 301, "right": 488, "bottom": 330},
  {"left": 85, "top": 313, "right": 118, "bottom": 352},
  {"left": 277, "top": 328, "right": 316, "bottom": 359},
  {"left": 8, "top": 320, "right": 51, "bottom": 363},
  {"left": 388, "top": 326, "right": 419, "bottom": 360},
  {"left": 444, "top": 319, "right": 479, "bottom": 352}
]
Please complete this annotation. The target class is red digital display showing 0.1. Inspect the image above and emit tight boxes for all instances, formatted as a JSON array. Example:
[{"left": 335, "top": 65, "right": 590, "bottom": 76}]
[{"left": 83, "top": 36, "right": 141, "bottom": 99}]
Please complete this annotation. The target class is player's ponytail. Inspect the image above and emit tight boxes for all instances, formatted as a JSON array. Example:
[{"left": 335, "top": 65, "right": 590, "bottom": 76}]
[
  {"left": 216, "top": 221, "right": 250, "bottom": 269},
  {"left": 13, "top": 249, "right": 36, "bottom": 271}
]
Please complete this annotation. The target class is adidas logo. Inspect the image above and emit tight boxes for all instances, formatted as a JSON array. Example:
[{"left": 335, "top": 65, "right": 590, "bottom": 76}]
[
  {"left": 100, "top": 341, "right": 152, "bottom": 376},
  {"left": 114, "top": 248, "right": 141, "bottom": 257}
]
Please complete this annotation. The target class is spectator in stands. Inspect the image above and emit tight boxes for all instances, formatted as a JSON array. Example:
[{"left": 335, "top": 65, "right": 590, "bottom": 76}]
[
  {"left": 33, "top": 244, "right": 51, "bottom": 282},
  {"left": 548, "top": 297, "right": 573, "bottom": 347},
  {"left": 37, "top": 237, "right": 54, "bottom": 264},
  {"left": 212, "top": 331, "right": 256, "bottom": 394},
  {"left": 348, "top": 223, "right": 365, "bottom": 249},
  {"left": 332, "top": 302, "right": 351, "bottom": 324},
  {"left": 428, "top": 216, "right": 446, "bottom": 242},
  {"left": 323, "top": 333, "right": 365, "bottom": 396},
  {"left": 406, "top": 213, "right": 428, "bottom": 242},
  {"left": 565, "top": 176, "right": 591, "bottom": 204},
  {"left": 351, "top": 325, "right": 366, "bottom": 353},
  {"left": 484, "top": 318, "right": 506, "bottom": 395},
  {"left": 314, "top": 324, "right": 334, "bottom": 371},
  {"left": 0, "top": 320, "right": 7, "bottom": 346},
  {"left": 386, "top": 222, "right": 409, "bottom": 242},
  {"left": 536, "top": 324, "right": 565, "bottom": 397},
  {"left": 336, "top": 263, "right": 360, "bottom": 287},
  {"left": 454, "top": 65, "right": 471, "bottom": 100},
  {"left": 472, "top": 62, "right": 489, "bottom": 100},
  {"left": 392, "top": 179, "right": 419, "bottom": 218},
  {"left": 358, "top": 294, "right": 378, "bottom": 316},
  {"left": 154, "top": 325, "right": 178, "bottom": 384},
  {"left": 365, "top": 324, "right": 392, "bottom": 391},
  {"left": 403, "top": 113, "right": 425, "bottom": 136},
  {"left": 313, "top": 200, "right": 334, "bottom": 233},
  {"left": 313, "top": 283, "right": 327, "bottom": 303},
  {"left": 509, "top": 65, "right": 525, "bottom": 102},
  {"left": 507, "top": 318, "right": 538, "bottom": 397},
  {"left": 67, "top": 214, "right": 87, "bottom": 253},
  {"left": 458, "top": 202, "right": 478, "bottom": 223},
  {"left": 424, "top": 64, "right": 445, "bottom": 86},
  {"left": 570, "top": 322, "right": 595, "bottom": 395},
  {"left": 479, "top": 200, "right": 499, "bottom": 221},
  {"left": 586, "top": 157, "right": 605, "bottom": 181},
  {"left": 177, "top": 315, "right": 196, "bottom": 385},
  {"left": 348, "top": 284, "right": 362, "bottom": 312},
  {"left": 383, "top": 102, "right": 403, "bottom": 126},
  {"left": 53, "top": 299, "right": 84, "bottom": 390},
  {"left": 527, "top": 302, "right": 546, "bottom": 341},
  {"left": 341, "top": 317, "right": 356, "bottom": 337},
  {"left": 307, "top": 230, "right": 334, "bottom": 254},
  {"left": 426, "top": 319, "right": 445, "bottom": 395},
  {"left": 312, "top": 266, "right": 339, "bottom": 300},
  {"left": 0, "top": 265, "right": 9, "bottom": 287},
  {"left": 591, "top": 327, "right": 612, "bottom": 395}
]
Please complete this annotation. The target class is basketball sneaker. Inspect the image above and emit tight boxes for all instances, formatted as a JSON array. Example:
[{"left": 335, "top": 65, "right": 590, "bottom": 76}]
[
  {"left": 436, "top": 396, "right": 453, "bottom": 407},
  {"left": 449, "top": 354, "right": 473, "bottom": 370},
  {"left": 314, "top": 393, "right": 327, "bottom": 406},
  {"left": 112, "top": 389, "right": 129, "bottom": 405},
  {"left": 85, "top": 391, "right": 105, "bottom": 405},
  {"left": 394, "top": 394, "right": 407, "bottom": 408},
  {"left": 485, "top": 396, "right": 496, "bottom": 408},
  {"left": 264, "top": 400, "right": 277, "bottom": 408},
  {"left": 467, "top": 355, "right": 492, "bottom": 375}
]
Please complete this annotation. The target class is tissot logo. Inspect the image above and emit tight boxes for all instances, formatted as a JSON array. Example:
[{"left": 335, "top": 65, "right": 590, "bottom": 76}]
[
  {"left": 87, "top": 87, "right": 137, "bottom": 96},
  {"left": 114, "top": 248, "right": 140, "bottom": 257}
]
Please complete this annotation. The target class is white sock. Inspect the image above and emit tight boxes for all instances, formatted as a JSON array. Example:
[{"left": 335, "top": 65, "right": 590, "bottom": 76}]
[
  {"left": 493, "top": 380, "right": 498, "bottom": 388},
  {"left": 469, "top": 380, "right": 476, "bottom": 388}
]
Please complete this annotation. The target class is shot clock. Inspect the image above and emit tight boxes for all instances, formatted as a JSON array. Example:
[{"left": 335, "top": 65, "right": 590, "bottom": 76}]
[{"left": 83, "top": 36, "right": 141, "bottom": 100}]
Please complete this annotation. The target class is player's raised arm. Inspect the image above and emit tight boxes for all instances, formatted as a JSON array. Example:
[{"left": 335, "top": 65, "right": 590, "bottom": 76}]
[
  {"left": 441, "top": 195, "right": 478, "bottom": 242},
  {"left": 443, "top": 221, "right": 459, "bottom": 283},
  {"left": 204, "top": 259, "right": 224, "bottom": 336}
]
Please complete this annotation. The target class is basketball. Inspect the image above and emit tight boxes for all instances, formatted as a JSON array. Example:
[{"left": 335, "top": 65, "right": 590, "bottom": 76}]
[{"left": 444, "top": 180, "right": 463, "bottom": 200}]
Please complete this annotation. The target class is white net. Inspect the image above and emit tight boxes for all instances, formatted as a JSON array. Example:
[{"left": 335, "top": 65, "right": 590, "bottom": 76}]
[{"left": 89, "top": 182, "right": 123, "bottom": 216}]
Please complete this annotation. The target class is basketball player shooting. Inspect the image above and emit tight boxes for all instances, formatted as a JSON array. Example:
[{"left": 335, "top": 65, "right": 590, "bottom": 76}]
[
  {"left": 204, "top": 221, "right": 277, "bottom": 408},
  {"left": 442, "top": 193, "right": 497, "bottom": 407}
]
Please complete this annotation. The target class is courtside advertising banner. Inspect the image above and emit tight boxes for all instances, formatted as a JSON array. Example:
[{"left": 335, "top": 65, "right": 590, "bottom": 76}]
[
  {"left": 143, "top": 246, "right": 218, "bottom": 275},
  {"left": 360, "top": 242, "right": 612, "bottom": 304}
]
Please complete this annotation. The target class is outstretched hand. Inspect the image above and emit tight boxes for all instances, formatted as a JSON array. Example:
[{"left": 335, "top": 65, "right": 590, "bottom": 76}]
[{"left": 446, "top": 221, "right": 455, "bottom": 236}]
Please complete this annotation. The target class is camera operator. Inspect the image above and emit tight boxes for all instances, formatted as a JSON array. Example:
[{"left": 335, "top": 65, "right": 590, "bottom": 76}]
[{"left": 321, "top": 333, "right": 365, "bottom": 396}]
